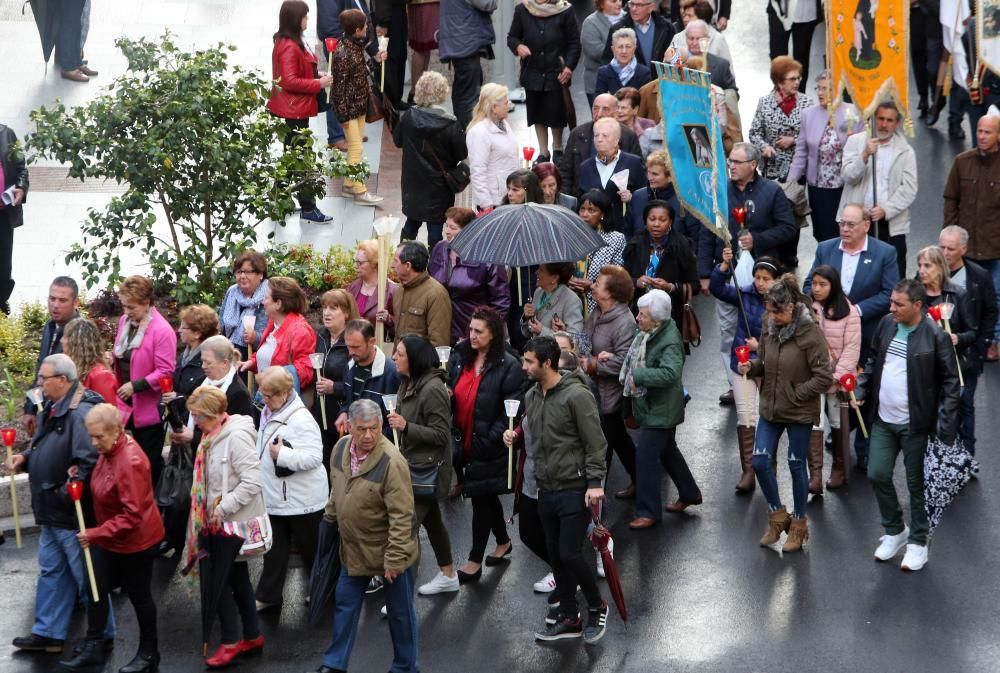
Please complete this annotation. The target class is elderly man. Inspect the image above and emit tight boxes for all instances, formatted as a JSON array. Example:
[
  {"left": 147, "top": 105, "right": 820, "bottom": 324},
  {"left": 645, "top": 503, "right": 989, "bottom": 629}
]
[
  {"left": 839, "top": 101, "right": 918, "bottom": 279},
  {"left": 668, "top": 1, "right": 733, "bottom": 62},
  {"left": 577, "top": 118, "right": 645, "bottom": 233},
  {"left": 7, "top": 354, "right": 114, "bottom": 654},
  {"left": 0, "top": 121, "right": 29, "bottom": 315},
  {"left": 388, "top": 241, "right": 451, "bottom": 348},
  {"left": 311, "top": 399, "right": 418, "bottom": 673},
  {"left": 938, "top": 225, "right": 997, "bottom": 455},
  {"left": 561, "top": 94, "right": 643, "bottom": 196},
  {"left": 602, "top": 0, "right": 676, "bottom": 66},
  {"left": 943, "top": 115, "right": 1000, "bottom": 361},
  {"left": 334, "top": 319, "right": 401, "bottom": 439}
]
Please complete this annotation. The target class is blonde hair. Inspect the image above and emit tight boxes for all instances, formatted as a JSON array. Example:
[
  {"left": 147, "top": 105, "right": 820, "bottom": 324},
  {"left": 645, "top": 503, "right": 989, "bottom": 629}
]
[
  {"left": 414, "top": 71, "right": 450, "bottom": 107},
  {"left": 201, "top": 335, "right": 241, "bottom": 365},
  {"left": 356, "top": 239, "right": 380, "bottom": 270},
  {"left": 646, "top": 149, "right": 669, "bottom": 172},
  {"left": 468, "top": 83, "right": 510, "bottom": 131},
  {"left": 258, "top": 366, "right": 294, "bottom": 395},
  {"left": 85, "top": 403, "right": 123, "bottom": 431},
  {"left": 917, "top": 246, "right": 949, "bottom": 288},
  {"left": 186, "top": 385, "right": 229, "bottom": 418},
  {"left": 63, "top": 318, "right": 107, "bottom": 378}
]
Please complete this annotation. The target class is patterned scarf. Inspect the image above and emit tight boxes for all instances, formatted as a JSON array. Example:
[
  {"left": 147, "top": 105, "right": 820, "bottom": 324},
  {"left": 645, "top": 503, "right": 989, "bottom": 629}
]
[
  {"left": 112, "top": 310, "right": 153, "bottom": 360},
  {"left": 777, "top": 89, "right": 798, "bottom": 116},
  {"left": 619, "top": 329, "right": 650, "bottom": 398},
  {"left": 611, "top": 56, "right": 638, "bottom": 88},
  {"left": 180, "top": 414, "right": 229, "bottom": 587},
  {"left": 220, "top": 279, "right": 268, "bottom": 347}
]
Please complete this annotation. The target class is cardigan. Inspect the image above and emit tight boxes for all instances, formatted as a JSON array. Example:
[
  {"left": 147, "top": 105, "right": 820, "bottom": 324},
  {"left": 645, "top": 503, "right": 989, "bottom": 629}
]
[{"left": 786, "top": 103, "right": 865, "bottom": 186}]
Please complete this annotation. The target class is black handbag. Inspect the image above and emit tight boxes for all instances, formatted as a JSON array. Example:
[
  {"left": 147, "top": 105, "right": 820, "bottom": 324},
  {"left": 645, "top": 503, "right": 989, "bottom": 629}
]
[
  {"left": 156, "top": 443, "right": 193, "bottom": 511},
  {"left": 313, "top": 63, "right": 330, "bottom": 113},
  {"left": 409, "top": 461, "right": 443, "bottom": 502},
  {"left": 424, "top": 140, "right": 471, "bottom": 194}
]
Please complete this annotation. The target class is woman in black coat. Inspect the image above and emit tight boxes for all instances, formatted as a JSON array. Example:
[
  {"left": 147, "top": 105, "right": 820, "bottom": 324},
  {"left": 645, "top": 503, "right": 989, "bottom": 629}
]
[
  {"left": 0, "top": 123, "right": 27, "bottom": 315},
  {"left": 507, "top": 0, "right": 581, "bottom": 165},
  {"left": 313, "top": 289, "right": 358, "bottom": 470},
  {"left": 447, "top": 306, "right": 527, "bottom": 583},
  {"left": 393, "top": 70, "right": 468, "bottom": 250},
  {"left": 624, "top": 200, "right": 699, "bottom": 330}
]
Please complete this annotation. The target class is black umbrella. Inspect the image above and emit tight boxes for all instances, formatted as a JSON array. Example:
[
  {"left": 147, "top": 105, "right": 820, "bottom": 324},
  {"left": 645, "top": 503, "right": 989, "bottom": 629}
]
[
  {"left": 924, "top": 435, "right": 979, "bottom": 539},
  {"left": 181, "top": 531, "right": 245, "bottom": 655},
  {"left": 449, "top": 203, "right": 608, "bottom": 267},
  {"left": 307, "top": 519, "right": 341, "bottom": 625},
  {"left": 26, "top": 0, "right": 57, "bottom": 63}
]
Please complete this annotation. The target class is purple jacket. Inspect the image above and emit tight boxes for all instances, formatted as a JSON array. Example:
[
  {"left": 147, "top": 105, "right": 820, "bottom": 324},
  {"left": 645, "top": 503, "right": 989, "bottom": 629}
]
[
  {"left": 429, "top": 241, "right": 511, "bottom": 345},
  {"left": 114, "top": 308, "right": 177, "bottom": 429},
  {"left": 786, "top": 103, "right": 864, "bottom": 186}
]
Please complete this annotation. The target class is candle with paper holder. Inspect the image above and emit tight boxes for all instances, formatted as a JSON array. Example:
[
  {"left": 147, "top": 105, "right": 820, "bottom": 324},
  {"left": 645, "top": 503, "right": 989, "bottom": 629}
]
[
  {"left": 934, "top": 302, "right": 964, "bottom": 387},
  {"left": 838, "top": 373, "right": 868, "bottom": 438},
  {"left": 522, "top": 146, "right": 535, "bottom": 168},
  {"left": 67, "top": 481, "right": 100, "bottom": 602},
  {"left": 309, "top": 353, "right": 328, "bottom": 430},
  {"left": 382, "top": 394, "right": 400, "bottom": 448},
  {"left": 324, "top": 37, "right": 337, "bottom": 99},
  {"left": 504, "top": 400, "right": 520, "bottom": 491},
  {"left": 27, "top": 387, "right": 44, "bottom": 412},
  {"left": 242, "top": 315, "right": 257, "bottom": 394},
  {"left": 373, "top": 216, "right": 401, "bottom": 348},
  {"left": 436, "top": 346, "right": 451, "bottom": 370},
  {"left": 2, "top": 427, "right": 21, "bottom": 547},
  {"left": 377, "top": 36, "right": 389, "bottom": 90}
]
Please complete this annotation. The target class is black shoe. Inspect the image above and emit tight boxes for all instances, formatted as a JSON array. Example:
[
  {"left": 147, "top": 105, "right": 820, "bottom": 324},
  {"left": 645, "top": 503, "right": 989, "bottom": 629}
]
[
  {"left": 917, "top": 97, "right": 929, "bottom": 119},
  {"left": 483, "top": 542, "right": 512, "bottom": 566},
  {"left": 551, "top": 150, "right": 563, "bottom": 165},
  {"left": 535, "top": 616, "right": 583, "bottom": 641},
  {"left": 59, "top": 639, "right": 107, "bottom": 671},
  {"left": 949, "top": 121, "right": 966, "bottom": 140},
  {"left": 583, "top": 602, "right": 609, "bottom": 644},
  {"left": 533, "top": 153, "right": 551, "bottom": 166},
  {"left": 365, "top": 576, "right": 384, "bottom": 594},
  {"left": 926, "top": 97, "right": 946, "bottom": 126},
  {"left": 456, "top": 567, "right": 482, "bottom": 584},
  {"left": 718, "top": 389, "right": 735, "bottom": 406},
  {"left": 855, "top": 455, "right": 868, "bottom": 473},
  {"left": 119, "top": 649, "right": 159, "bottom": 673},
  {"left": 156, "top": 539, "right": 175, "bottom": 558},
  {"left": 13, "top": 633, "right": 64, "bottom": 652},
  {"left": 72, "top": 639, "right": 114, "bottom": 656},
  {"left": 545, "top": 601, "right": 561, "bottom": 626},
  {"left": 0, "top": 530, "right": 5, "bottom": 545}
]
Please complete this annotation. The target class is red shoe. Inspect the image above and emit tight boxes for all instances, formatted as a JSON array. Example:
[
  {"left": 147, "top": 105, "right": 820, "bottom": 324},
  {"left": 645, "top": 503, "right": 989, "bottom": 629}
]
[
  {"left": 239, "top": 636, "right": 264, "bottom": 656},
  {"left": 205, "top": 644, "right": 241, "bottom": 668}
]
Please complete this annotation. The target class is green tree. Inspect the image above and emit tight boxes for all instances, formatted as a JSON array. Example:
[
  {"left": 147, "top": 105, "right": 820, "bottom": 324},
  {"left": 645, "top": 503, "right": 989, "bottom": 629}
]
[{"left": 28, "top": 34, "right": 369, "bottom": 304}]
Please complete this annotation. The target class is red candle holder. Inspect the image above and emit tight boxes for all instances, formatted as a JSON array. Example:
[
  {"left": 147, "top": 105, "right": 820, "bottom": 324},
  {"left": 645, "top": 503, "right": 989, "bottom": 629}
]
[
  {"left": 928, "top": 305, "right": 943, "bottom": 322},
  {"left": 838, "top": 373, "right": 868, "bottom": 438},
  {"left": 324, "top": 37, "right": 338, "bottom": 53},
  {"left": 67, "top": 480, "right": 84, "bottom": 502},
  {"left": 735, "top": 345, "right": 751, "bottom": 364},
  {"left": 732, "top": 207, "right": 746, "bottom": 226},
  {"left": 159, "top": 376, "right": 174, "bottom": 394},
  {"left": 838, "top": 373, "right": 856, "bottom": 392},
  {"left": 1, "top": 428, "right": 15, "bottom": 448},
  {"left": 522, "top": 146, "right": 535, "bottom": 162}
]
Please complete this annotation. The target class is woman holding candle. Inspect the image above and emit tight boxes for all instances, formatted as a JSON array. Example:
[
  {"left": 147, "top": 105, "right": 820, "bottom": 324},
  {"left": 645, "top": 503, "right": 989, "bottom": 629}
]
[
  {"left": 220, "top": 250, "right": 270, "bottom": 362},
  {"left": 239, "top": 276, "right": 318, "bottom": 392},
  {"left": 447, "top": 306, "right": 526, "bottom": 583},
  {"left": 916, "top": 246, "right": 976, "bottom": 387},
  {"left": 347, "top": 239, "right": 396, "bottom": 333},
  {"left": 466, "top": 84, "right": 520, "bottom": 211},
  {"left": 62, "top": 318, "right": 117, "bottom": 404},
  {"left": 313, "top": 289, "right": 358, "bottom": 467},
  {"left": 521, "top": 262, "right": 585, "bottom": 340}
]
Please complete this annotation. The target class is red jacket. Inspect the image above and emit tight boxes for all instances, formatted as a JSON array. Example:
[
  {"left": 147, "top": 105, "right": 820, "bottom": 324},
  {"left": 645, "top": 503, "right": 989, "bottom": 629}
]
[
  {"left": 250, "top": 312, "right": 318, "bottom": 387},
  {"left": 83, "top": 363, "right": 118, "bottom": 404},
  {"left": 267, "top": 37, "right": 322, "bottom": 120},
  {"left": 86, "top": 433, "right": 164, "bottom": 554}
]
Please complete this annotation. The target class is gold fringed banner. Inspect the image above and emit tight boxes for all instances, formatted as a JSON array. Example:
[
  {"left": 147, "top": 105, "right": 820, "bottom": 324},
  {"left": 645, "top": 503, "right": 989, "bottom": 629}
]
[{"left": 977, "top": 0, "right": 1000, "bottom": 77}]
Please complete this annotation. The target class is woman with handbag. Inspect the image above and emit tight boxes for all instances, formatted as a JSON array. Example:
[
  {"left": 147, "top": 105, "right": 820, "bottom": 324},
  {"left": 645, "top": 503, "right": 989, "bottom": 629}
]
[
  {"left": 183, "top": 386, "right": 265, "bottom": 669},
  {"left": 267, "top": 0, "right": 336, "bottom": 223},
  {"left": 331, "top": 8, "right": 385, "bottom": 206},
  {"left": 386, "top": 335, "right": 459, "bottom": 596},
  {"left": 253, "top": 367, "right": 328, "bottom": 612},
  {"left": 393, "top": 71, "right": 468, "bottom": 250}
]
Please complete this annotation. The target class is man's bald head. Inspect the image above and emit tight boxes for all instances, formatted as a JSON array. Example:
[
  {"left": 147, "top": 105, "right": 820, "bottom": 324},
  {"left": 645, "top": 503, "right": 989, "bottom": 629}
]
[
  {"left": 977, "top": 114, "right": 1000, "bottom": 154},
  {"left": 592, "top": 94, "right": 618, "bottom": 120}
]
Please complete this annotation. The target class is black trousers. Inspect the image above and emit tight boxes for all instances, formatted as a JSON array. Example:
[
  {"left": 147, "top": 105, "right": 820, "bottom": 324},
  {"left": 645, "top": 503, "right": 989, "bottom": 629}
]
[
  {"left": 874, "top": 219, "right": 907, "bottom": 279},
  {"left": 218, "top": 560, "right": 260, "bottom": 644},
  {"left": 255, "top": 510, "right": 323, "bottom": 605},
  {"left": 468, "top": 494, "right": 509, "bottom": 563},
  {"left": 384, "top": 3, "right": 408, "bottom": 106},
  {"left": 601, "top": 411, "right": 636, "bottom": 483},
  {"left": 517, "top": 493, "right": 549, "bottom": 565},
  {"left": 537, "top": 488, "right": 601, "bottom": 619},
  {"left": 910, "top": 6, "right": 930, "bottom": 105},
  {"left": 807, "top": 185, "right": 843, "bottom": 243},
  {"left": 282, "top": 117, "right": 317, "bottom": 212},
  {"left": 86, "top": 544, "right": 158, "bottom": 651},
  {"left": 0, "top": 210, "right": 13, "bottom": 314},
  {"left": 414, "top": 497, "right": 454, "bottom": 568},
  {"left": 127, "top": 419, "right": 165, "bottom": 490},
  {"left": 767, "top": 8, "right": 818, "bottom": 92},
  {"left": 450, "top": 55, "right": 484, "bottom": 132}
]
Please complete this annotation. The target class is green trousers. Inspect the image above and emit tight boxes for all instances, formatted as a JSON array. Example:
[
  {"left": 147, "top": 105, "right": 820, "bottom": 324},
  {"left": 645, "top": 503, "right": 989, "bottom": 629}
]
[{"left": 867, "top": 420, "right": 929, "bottom": 545}]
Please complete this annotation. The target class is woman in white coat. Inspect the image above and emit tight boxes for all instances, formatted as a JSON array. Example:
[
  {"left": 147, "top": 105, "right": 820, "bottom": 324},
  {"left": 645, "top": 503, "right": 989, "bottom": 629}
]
[
  {"left": 252, "top": 366, "right": 328, "bottom": 612},
  {"left": 466, "top": 83, "right": 520, "bottom": 211}
]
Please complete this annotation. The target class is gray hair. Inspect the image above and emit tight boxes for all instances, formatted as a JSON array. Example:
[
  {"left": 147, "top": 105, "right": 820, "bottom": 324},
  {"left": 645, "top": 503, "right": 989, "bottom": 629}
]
[
  {"left": 941, "top": 225, "right": 970, "bottom": 246},
  {"left": 637, "top": 289, "right": 672, "bottom": 323},
  {"left": 414, "top": 70, "right": 450, "bottom": 107},
  {"left": 611, "top": 27, "right": 637, "bottom": 46},
  {"left": 686, "top": 20, "right": 709, "bottom": 37},
  {"left": 731, "top": 142, "right": 760, "bottom": 164},
  {"left": 43, "top": 353, "right": 78, "bottom": 382},
  {"left": 201, "top": 335, "right": 240, "bottom": 364},
  {"left": 348, "top": 399, "right": 383, "bottom": 425}
]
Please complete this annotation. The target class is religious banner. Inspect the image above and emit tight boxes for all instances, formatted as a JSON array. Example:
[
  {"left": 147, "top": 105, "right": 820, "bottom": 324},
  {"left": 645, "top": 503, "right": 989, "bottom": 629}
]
[
  {"left": 826, "top": 0, "right": 910, "bottom": 123},
  {"left": 978, "top": 0, "right": 1000, "bottom": 76},
  {"left": 654, "top": 62, "right": 728, "bottom": 241}
]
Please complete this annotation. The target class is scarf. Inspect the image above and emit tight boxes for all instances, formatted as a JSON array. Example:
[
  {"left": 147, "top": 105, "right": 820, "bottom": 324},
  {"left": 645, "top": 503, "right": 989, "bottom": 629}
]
[
  {"left": 646, "top": 235, "right": 666, "bottom": 277},
  {"left": 180, "top": 344, "right": 202, "bottom": 368},
  {"left": 221, "top": 279, "right": 268, "bottom": 347},
  {"left": 180, "top": 414, "right": 229, "bottom": 587},
  {"left": 112, "top": 310, "right": 153, "bottom": 360},
  {"left": 524, "top": 0, "right": 572, "bottom": 18},
  {"left": 619, "top": 329, "right": 651, "bottom": 398},
  {"left": 611, "top": 56, "right": 638, "bottom": 88},
  {"left": 777, "top": 89, "right": 798, "bottom": 116},
  {"left": 204, "top": 365, "right": 237, "bottom": 394}
]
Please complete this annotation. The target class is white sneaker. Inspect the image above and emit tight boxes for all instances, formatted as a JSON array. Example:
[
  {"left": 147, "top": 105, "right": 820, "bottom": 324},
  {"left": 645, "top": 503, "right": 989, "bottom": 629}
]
[
  {"left": 596, "top": 538, "right": 614, "bottom": 579},
  {"left": 380, "top": 604, "right": 387, "bottom": 617},
  {"left": 873, "top": 527, "right": 909, "bottom": 561},
  {"left": 354, "top": 191, "right": 384, "bottom": 206},
  {"left": 900, "top": 544, "right": 928, "bottom": 571},
  {"left": 418, "top": 571, "right": 460, "bottom": 595},
  {"left": 533, "top": 572, "right": 556, "bottom": 593}
]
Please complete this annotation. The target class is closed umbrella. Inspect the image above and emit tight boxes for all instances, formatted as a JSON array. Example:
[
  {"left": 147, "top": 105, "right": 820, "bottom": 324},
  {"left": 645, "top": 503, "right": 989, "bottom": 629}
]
[
  {"left": 26, "top": 0, "right": 57, "bottom": 63},
  {"left": 307, "top": 519, "right": 342, "bottom": 625},
  {"left": 180, "top": 530, "right": 245, "bottom": 655},
  {"left": 588, "top": 503, "right": 626, "bottom": 624},
  {"left": 924, "top": 435, "right": 979, "bottom": 539}
]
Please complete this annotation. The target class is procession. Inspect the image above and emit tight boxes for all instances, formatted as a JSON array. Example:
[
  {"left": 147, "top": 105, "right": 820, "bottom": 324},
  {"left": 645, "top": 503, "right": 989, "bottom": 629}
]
[{"left": 1, "top": 1, "right": 999, "bottom": 672}]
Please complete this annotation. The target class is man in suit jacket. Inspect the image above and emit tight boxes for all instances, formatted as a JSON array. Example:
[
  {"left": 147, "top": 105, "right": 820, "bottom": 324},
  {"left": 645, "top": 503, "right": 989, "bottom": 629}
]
[
  {"left": 602, "top": 0, "right": 676, "bottom": 66},
  {"left": 577, "top": 118, "right": 645, "bottom": 233},
  {"left": 0, "top": 123, "right": 28, "bottom": 315},
  {"left": 560, "top": 94, "right": 642, "bottom": 196}
]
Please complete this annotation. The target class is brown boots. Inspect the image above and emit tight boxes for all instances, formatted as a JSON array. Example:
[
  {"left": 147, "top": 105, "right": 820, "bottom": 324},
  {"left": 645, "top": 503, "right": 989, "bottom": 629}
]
[
  {"left": 808, "top": 429, "right": 824, "bottom": 495},
  {"left": 759, "top": 507, "right": 791, "bottom": 545},
  {"left": 735, "top": 425, "right": 756, "bottom": 493},
  {"left": 826, "top": 429, "right": 848, "bottom": 490},
  {"left": 783, "top": 517, "right": 809, "bottom": 553}
]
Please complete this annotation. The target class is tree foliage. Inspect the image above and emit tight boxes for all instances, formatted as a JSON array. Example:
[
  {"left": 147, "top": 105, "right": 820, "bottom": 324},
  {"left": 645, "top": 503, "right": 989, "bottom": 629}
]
[{"left": 28, "top": 35, "right": 369, "bottom": 304}]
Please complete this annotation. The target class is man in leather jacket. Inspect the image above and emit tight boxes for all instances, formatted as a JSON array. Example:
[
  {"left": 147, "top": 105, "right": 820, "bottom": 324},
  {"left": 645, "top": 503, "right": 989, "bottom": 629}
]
[{"left": 855, "top": 279, "right": 960, "bottom": 572}]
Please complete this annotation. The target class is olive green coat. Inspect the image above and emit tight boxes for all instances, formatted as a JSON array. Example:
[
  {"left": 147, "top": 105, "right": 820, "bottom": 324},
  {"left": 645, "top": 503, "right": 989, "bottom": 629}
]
[{"left": 630, "top": 319, "right": 686, "bottom": 429}]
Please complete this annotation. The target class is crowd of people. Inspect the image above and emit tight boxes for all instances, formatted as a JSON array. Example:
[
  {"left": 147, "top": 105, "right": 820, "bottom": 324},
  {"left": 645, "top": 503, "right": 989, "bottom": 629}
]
[{"left": 3, "top": 1, "right": 1000, "bottom": 672}]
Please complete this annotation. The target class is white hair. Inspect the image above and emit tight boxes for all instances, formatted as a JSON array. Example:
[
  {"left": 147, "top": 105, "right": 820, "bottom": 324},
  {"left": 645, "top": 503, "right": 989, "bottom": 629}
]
[
  {"left": 940, "top": 225, "right": 970, "bottom": 246},
  {"left": 637, "top": 289, "right": 672, "bottom": 323},
  {"left": 686, "top": 20, "right": 709, "bottom": 37},
  {"left": 43, "top": 353, "right": 78, "bottom": 382},
  {"left": 612, "top": 27, "right": 637, "bottom": 46}
]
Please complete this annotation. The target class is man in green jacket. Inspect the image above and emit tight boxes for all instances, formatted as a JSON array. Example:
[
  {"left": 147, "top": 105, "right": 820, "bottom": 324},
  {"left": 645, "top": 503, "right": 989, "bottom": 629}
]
[{"left": 522, "top": 336, "right": 609, "bottom": 646}]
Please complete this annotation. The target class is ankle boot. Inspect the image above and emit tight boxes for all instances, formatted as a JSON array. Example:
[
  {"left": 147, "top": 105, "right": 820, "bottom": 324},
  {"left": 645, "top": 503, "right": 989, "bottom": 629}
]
[
  {"left": 826, "top": 430, "right": 847, "bottom": 490},
  {"left": 120, "top": 640, "right": 159, "bottom": 673},
  {"left": 808, "top": 429, "right": 824, "bottom": 495},
  {"left": 759, "top": 506, "right": 791, "bottom": 546},
  {"left": 60, "top": 638, "right": 108, "bottom": 672},
  {"left": 782, "top": 516, "right": 809, "bottom": 553},
  {"left": 735, "top": 425, "right": 756, "bottom": 493}
]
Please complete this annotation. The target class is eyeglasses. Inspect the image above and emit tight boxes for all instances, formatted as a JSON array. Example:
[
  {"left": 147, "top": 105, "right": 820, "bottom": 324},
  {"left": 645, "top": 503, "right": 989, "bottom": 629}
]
[
  {"left": 38, "top": 374, "right": 66, "bottom": 382},
  {"left": 235, "top": 269, "right": 260, "bottom": 276},
  {"left": 839, "top": 220, "right": 863, "bottom": 229},
  {"left": 727, "top": 158, "right": 754, "bottom": 165},
  {"left": 261, "top": 391, "right": 283, "bottom": 400},
  {"left": 784, "top": 76, "right": 802, "bottom": 82},
  {"left": 354, "top": 258, "right": 368, "bottom": 266}
]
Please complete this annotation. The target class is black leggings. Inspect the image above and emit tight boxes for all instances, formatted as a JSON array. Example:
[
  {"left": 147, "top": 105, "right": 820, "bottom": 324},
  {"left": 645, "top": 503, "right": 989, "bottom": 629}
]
[
  {"left": 601, "top": 412, "right": 636, "bottom": 483},
  {"left": 0, "top": 210, "right": 13, "bottom": 314},
  {"left": 218, "top": 560, "right": 260, "bottom": 644},
  {"left": 517, "top": 493, "right": 549, "bottom": 565},
  {"left": 282, "top": 117, "right": 317, "bottom": 212},
  {"left": 255, "top": 511, "right": 322, "bottom": 606},
  {"left": 87, "top": 544, "right": 158, "bottom": 650},
  {"left": 468, "top": 495, "right": 509, "bottom": 563}
]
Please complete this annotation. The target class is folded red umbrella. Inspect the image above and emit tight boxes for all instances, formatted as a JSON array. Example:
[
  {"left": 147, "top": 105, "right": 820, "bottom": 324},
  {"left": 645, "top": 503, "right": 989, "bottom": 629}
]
[{"left": 588, "top": 503, "right": 626, "bottom": 624}]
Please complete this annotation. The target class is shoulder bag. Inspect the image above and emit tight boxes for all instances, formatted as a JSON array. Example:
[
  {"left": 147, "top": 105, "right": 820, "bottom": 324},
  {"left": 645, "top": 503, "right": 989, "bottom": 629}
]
[
  {"left": 681, "top": 283, "right": 702, "bottom": 347},
  {"left": 221, "top": 443, "right": 273, "bottom": 558},
  {"left": 423, "top": 139, "right": 471, "bottom": 194}
]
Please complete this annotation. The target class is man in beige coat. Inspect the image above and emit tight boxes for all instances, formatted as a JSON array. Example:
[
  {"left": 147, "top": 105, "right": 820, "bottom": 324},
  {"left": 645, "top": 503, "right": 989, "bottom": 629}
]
[{"left": 388, "top": 240, "right": 452, "bottom": 348}]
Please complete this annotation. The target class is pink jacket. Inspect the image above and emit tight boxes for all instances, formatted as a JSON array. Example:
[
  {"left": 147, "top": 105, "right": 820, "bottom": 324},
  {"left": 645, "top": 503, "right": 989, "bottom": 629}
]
[
  {"left": 812, "top": 300, "right": 862, "bottom": 393},
  {"left": 115, "top": 308, "right": 178, "bottom": 428}
]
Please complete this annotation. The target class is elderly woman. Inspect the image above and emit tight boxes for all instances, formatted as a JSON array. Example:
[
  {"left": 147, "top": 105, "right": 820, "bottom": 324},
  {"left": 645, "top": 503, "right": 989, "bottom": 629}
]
[
  {"left": 739, "top": 275, "right": 832, "bottom": 553},
  {"left": 532, "top": 162, "right": 578, "bottom": 210},
  {"left": 615, "top": 87, "right": 655, "bottom": 138},
  {"left": 622, "top": 290, "right": 702, "bottom": 529},
  {"left": 220, "top": 250, "right": 270, "bottom": 361},
  {"left": 393, "top": 71, "right": 468, "bottom": 249},
  {"left": 63, "top": 318, "right": 117, "bottom": 403},
  {"left": 314, "top": 289, "right": 359, "bottom": 467},
  {"left": 581, "top": 0, "right": 625, "bottom": 105},
  {"left": 786, "top": 71, "right": 865, "bottom": 242},
  {"left": 253, "top": 367, "right": 327, "bottom": 612},
  {"left": 183, "top": 386, "right": 264, "bottom": 668},
  {"left": 429, "top": 207, "right": 511, "bottom": 345},
  {"left": 522, "top": 262, "right": 585, "bottom": 339},
  {"left": 59, "top": 405, "right": 164, "bottom": 673},
  {"left": 348, "top": 239, "right": 397, "bottom": 333},
  {"left": 112, "top": 275, "right": 177, "bottom": 487},
  {"left": 239, "top": 276, "right": 317, "bottom": 392},
  {"left": 569, "top": 190, "right": 626, "bottom": 313},
  {"left": 507, "top": 0, "right": 581, "bottom": 164},
  {"left": 466, "top": 84, "right": 520, "bottom": 211},
  {"left": 581, "top": 265, "right": 638, "bottom": 499},
  {"left": 387, "top": 336, "right": 459, "bottom": 595},
  {"left": 766, "top": 0, "right": 819, "bottom": 92},
  {"left": 596, "top": 27, "right": 652, "bottom": 95}
]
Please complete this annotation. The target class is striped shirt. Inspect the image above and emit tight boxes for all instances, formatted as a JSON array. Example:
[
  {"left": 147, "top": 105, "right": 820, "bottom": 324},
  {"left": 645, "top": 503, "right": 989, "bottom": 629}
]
[{"left": 878, "top": 323, "right": 917, "bottom": 425}]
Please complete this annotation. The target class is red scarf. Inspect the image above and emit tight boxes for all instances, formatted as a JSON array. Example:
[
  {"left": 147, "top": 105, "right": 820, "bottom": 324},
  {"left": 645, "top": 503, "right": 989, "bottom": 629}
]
[{"left": 777, "top": 90, "right": 797, "bottom": 116}]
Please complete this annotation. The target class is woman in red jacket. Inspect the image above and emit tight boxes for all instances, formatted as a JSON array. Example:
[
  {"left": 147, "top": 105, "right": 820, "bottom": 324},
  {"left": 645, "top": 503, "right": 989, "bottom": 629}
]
[
  {"left": 62, "top": 318, "right": 118, "bottom": 403},
  {"left": 268, "top": 0, "right": 334, "bottom": 223},
  {"left": 240, "top": 276, "right": 318, "bottom": 391},
  {"left": 61, "top": 404, "right": 164, "bottom": 673}
]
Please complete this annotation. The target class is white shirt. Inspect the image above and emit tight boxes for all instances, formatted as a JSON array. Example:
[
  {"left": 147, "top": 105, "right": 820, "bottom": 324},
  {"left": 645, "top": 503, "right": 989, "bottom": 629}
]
[
  {"left": 838, "top": 235, "right": 869, "bottom": 296},
  {"left": 595, "top": 149, "right": 620, "bottom": 188},
  {"left": 864, "top": 142, "right": 896, "bottom": 209},
  {"left": 951, "top": 265, "right": 968, "bottom": 290},
  {"left": 256, "top": 333, "right": 278, "bottom": 372},
  {"left": 635, "top": 18, "right": 652, "bottom": 34},
  {"left": 793, "top": 0, "right": 817, "bottom": 23}
]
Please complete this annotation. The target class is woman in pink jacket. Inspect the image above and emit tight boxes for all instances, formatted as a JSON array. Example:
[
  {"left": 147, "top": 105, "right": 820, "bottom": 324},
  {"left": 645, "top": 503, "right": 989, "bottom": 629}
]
[
  {"left": 112, "top": 275, "right": 178, "bottom": 488},
  {"left": 809, "top": 265, "right": 861, "bottom": 492}
]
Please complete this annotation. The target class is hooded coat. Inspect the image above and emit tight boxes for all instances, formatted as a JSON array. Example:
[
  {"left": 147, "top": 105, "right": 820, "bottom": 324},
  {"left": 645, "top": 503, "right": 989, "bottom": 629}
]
[{"left": 393, "top": 106, "right": 468, "bottom": 223}]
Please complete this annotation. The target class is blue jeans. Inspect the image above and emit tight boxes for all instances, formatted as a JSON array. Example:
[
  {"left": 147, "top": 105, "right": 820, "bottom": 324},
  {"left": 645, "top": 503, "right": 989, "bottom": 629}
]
[
  {"left": 959, "top": 367, "right": 979, "bottom": 455},
  {"left": 54, "top": 0, "right": 85, "bottom": 71},
  {"left": 322, "top": 568, "right": 419, "bottom": 673},
  {"left": 973, "top": 258, "right": 1000, "bottom": 341},
  {"left": 34, "top": 525, "right": 116, "bottom": 640},
  {"left": 751, "top": 418, "right": 811, "bottom": 518},
  {"left": 322, "top": 44, "right": 346, "bottom": 144}
]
